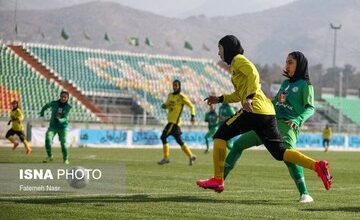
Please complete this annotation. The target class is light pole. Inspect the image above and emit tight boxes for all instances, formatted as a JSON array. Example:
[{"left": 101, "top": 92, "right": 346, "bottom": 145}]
[{"left": 330, "top": 23, "right": 342, "bottom": 131}]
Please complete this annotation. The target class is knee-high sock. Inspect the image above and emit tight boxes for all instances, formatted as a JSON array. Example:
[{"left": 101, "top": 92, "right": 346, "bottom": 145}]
[
  {"left": 163, "top": 143, "right": 170, "bottom": 159},
  {"left": 213, "top": 139, "right": 227, "bottom": 179},
  {"left": 181, "top": 144, "right": 193, "bottom": 157},
  {"left": 283, "top": 149, "right": 316, "bottom": 171},
  {"left": 285, "top": 162, "right": 309, "bottom": 195},
  {"left": 7, "top": 136, "right": 16, "bottom": 143},
  {"left": 224, "top": 147, "right": 243, "bottom": 180},
  {"left": 45, "top": 130, "right": 55, "bottom": 158},
  {"left": 23, "top": 140, "right": 31, "bottom": 150}
]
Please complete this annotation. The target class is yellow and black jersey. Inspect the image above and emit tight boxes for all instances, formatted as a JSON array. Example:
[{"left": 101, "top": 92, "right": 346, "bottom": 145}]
[
  {"left": 10, "top": 108, "right": 24, "bottom": 131},
  {"left": 224, "top": 54, "right": 275, "bottom": 115},
  {"left": 163, "top": 92, "right": 195, "bottom": 125}
]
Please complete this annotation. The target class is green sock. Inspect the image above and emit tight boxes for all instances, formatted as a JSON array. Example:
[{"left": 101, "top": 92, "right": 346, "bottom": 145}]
[
  {"left": 224, "top": 147, "right": 243, "bottom": 180},
  {"left": 285, "top": 162, "right": 309, "bottom": 195}
]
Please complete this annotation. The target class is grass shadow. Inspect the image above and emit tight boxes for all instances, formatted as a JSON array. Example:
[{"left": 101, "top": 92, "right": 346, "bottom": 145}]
[{"left": 0, "top": 194, "right": 280, "bottom": 206}]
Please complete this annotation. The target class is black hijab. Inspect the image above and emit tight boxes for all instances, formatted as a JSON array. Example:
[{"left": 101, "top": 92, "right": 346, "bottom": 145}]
[
  {"left": 286, "top": 51, "right": 311, "bottom": 84},
  {"left": 218, "top": 35, "right": 244, "bottom": 65}
]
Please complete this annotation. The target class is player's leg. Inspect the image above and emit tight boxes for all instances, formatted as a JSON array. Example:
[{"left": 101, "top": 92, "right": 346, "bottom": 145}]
[
  {"left": 158, "top": 123, "right": 172, "bottom": 164},
  {"left": 276, "top": 121, "right": 312, "bottom": 202},
  {"left": 224, "top": 130, "right": 262, "bottom": 179},
  {"left": 16, "top": 130, "right": 32, "bottom": 155},
  {"left": 5, "top": 129, "right": 19, "bottom": 150},
  {"left": 257, "top": 116, "right": 332, "bottom": 190},
  {"left": 172, "top": 125, "right": 196, "bottom": 165},
  {"left": 58, "top": 128, "right": 69, "bottom": 164},
  {"left": 43, "top": 128, "right": 55, "bottom": 162},
  {"left": 197, "top": 111, "right": 255, "bottom": 192},
  {"left": 204, "top": 127, "right": 217, "bottom": 153},
  {"left": 226, "top": 138, "right": 233, "bottom": 150},
  {"left": 325, "top": 139, "right": 329, "bottom": 152}
]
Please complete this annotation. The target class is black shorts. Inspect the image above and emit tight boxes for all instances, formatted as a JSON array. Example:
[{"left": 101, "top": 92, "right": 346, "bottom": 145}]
[
  {"left": 213, "top": 110, "right": 286, "bottom": 161},
  {"left": 6, "top": 129, "right": 26, "bottom": 142},
  {"left": 160, "top": 123, "right": 184, "bottom": 145}
]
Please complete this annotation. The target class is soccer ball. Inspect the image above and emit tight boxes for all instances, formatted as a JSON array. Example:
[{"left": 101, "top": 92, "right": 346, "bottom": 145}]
[{"left": 67, "top": 166, "right": 89, "bottom": 189}]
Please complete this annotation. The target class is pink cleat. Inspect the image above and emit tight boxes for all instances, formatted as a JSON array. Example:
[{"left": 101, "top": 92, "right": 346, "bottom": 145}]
[
  {"left": 196, "top": 177, "right": 224, "bottom": 193},
  {"left": 315, "top": 160, "right": 332, "bottom": 190},
  {"left": 12, "top": 142, "right": 19, "bottom": 150}
]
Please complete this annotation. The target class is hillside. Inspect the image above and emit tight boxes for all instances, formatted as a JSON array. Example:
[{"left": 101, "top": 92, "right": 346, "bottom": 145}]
[{"left": 0, "top": 0, "right": 359, "bottom": 68}]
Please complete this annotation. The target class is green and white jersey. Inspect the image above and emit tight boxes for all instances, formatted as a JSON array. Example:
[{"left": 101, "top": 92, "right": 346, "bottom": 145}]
[
  {"left": 205, "top": 111, "right": 218, "bottom": 130},
  {"left": 273, "top": 79, "right": 314, "bottom": 127},
  {"left": 218, "top": 103, "right": 235, "bottom": 123}
]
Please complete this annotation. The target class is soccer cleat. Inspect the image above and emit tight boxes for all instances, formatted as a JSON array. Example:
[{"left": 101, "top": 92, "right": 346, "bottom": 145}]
[
  {"left": 64, "top": 159, "right": 70, "bottom": 165},
  {"left": 315, "top": 160, "right": 332, "bottom": 190},
  {"left": 42, "top": 156, "right": 54, "bottom": 163},
  {"left": 189, "top": 155, "right": 197, "bottom": 166},
  {"left": 157, "top": 158, "right": 170, "bottom": 165},
  {"left": 12, "top": 142, "right": 19, "bottom": 150},
  {"left": 299, "top": 194, "right": 314, "bottom": 203},
  {"left": 196, "top": 177, "right": 224, "bottom": 193},
  {"left": 26, "top": 148, "right": 32, "bottom": 155}
]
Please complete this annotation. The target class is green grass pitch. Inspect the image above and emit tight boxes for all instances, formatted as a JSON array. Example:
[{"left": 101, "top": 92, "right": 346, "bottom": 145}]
[{"left": 0, "top": 147, "right": 359, "bottom": 219}]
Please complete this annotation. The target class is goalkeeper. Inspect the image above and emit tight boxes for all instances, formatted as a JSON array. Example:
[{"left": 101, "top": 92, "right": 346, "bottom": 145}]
[{"left": 40, "top": 91, "right": 72, "bottom": 164}]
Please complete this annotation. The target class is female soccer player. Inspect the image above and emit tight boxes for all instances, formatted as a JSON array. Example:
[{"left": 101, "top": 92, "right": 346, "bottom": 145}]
[
  {"left": 6, "top": 100, "right": 31, "bottom": 154},
  {"left": 40, "top": 91, "right": 72, "bottom": 164},
  {"left": 196, "top": 35, "right": 332, "bottom": 193},
  {"left": 157, "top": 80, "right": 197, "bottom": 165},
  {"left": 224, "top": 51, "right": 316, "bottom": 203}
]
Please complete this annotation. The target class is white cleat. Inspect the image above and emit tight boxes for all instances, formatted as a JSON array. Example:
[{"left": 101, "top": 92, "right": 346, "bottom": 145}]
[{"left": 299, "top": 194, "right": 314, "bottom": 203}]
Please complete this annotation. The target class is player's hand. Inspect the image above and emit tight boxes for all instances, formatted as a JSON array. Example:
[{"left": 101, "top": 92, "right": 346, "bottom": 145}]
[
  {"left": 242, "top": 99, "right": 253, "bottom": 112},
  {"left": 204, "top": 96, "right": 219, "bottom": 105},
  {"left": 190, "top": 115, "right": 195, "bottom": 124},
  {"left": 161, "top": 104, "right": 166, "bottom": 109},
  {"left": 284, "top": 121, "right": 297, "bottom": 129},
  {"left": 7, "top": 120, "right": 11, "bottom": 125}
]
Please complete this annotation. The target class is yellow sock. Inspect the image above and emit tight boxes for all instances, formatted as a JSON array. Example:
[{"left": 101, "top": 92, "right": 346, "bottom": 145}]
[
  {"left": 213, "top": 139, "right": 227, "bottom": 179},
  {"left": 181, "top": 144, "right": 192, "bottom": 157},
  {"left": 7, "top": 136, "right": 16, "bottom": 144},
  {"left": 283, "top": 149, "right": 316, "bottom": 171},
  {"left": 23, "top": 140, "right": 31, "bottom": 150},
  {"left": 163, "top": 144, "right": 170, "bottom": 159}
]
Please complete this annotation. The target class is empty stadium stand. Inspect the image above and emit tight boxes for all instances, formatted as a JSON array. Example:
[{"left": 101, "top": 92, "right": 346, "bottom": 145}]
[
  {"left": 21, "top": 43, "right": 234, "bottom": 124},
  {"left": 0, "top": 44, "right": 99, "bottom": 122}
]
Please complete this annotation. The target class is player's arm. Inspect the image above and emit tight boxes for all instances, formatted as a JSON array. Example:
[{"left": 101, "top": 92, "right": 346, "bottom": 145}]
[
  {"left": 182, "top": 94, "right": 195, "bottom": 122},
  {"left": 296, "top": 84, "right": 315, "bottom": 126},
  {"left": 161, "top": 95, "right": 170, "bottom": 109},
  {"left": 39, "top": 102, "right": 53, "bottom": 117}
]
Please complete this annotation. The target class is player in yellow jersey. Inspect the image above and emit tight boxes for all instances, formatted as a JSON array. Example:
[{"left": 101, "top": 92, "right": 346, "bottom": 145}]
[
  {"left": 158, "top": 80, "right": 197, "bottom": 165},
  {"left": 5, "top": 101, "right": 32, "bottom": 154},
  {"left": 196, "top": 35, "right": 332, "bottom": 193}
]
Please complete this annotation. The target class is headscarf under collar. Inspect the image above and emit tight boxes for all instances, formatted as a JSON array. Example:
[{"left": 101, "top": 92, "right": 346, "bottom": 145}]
[{"left": 218, "top": 35, "right": 244, "bottom": 65}]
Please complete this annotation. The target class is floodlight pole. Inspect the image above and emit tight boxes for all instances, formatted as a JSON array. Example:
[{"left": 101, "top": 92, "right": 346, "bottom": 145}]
[{"left": 330, "top": 23, "right": 342, "bottom": 131}]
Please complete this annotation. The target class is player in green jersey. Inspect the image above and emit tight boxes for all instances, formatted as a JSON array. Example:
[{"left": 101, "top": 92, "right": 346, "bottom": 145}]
[
  {"left": 40, "top": 91, "right": 72, "bottom": 164},
  {"left": 204, "top": 104, "right": 218, "bottom": 153}
]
